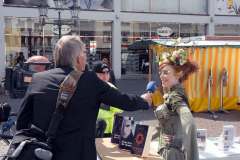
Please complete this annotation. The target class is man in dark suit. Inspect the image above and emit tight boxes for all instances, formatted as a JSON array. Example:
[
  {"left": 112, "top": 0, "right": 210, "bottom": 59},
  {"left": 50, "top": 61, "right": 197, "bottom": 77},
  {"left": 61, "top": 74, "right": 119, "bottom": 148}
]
[{"left": 16, "top": 35, "right": 152, "bottom": 160}]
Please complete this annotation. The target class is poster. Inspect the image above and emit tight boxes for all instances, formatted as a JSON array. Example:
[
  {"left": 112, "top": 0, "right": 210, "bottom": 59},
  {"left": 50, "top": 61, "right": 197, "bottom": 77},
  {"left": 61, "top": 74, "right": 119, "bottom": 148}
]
[
  {"left": 119, "top": 116, "right": 135, "bottom": 150},
  {"left": 3, "top": 0, "right": 113, "bottom": 10},
  {"left": 80, "top": 0, "right": 112, "bottom": 10},
  {"left": 216, "top": 0, "right": 240, "bottom": 15},
  {"left": 3, "top": 0, "right": 47, "bottom": 7}
]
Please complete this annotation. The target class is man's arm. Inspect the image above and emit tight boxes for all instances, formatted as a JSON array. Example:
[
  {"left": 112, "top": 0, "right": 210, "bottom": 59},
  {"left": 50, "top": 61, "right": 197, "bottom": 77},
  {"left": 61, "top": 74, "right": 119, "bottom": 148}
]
[
  {"left": 95, "top": 75, "right": 149, "bottom": 111},
  {"left": 16, "top": 94, "right": 34, "bottom": 130}
]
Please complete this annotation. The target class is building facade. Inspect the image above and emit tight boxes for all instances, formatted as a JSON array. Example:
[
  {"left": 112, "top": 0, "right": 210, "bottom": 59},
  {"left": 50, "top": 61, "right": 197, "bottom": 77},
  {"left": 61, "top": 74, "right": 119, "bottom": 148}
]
[{"left": 0, "top": 0, "right": 240, "bottom": 79}]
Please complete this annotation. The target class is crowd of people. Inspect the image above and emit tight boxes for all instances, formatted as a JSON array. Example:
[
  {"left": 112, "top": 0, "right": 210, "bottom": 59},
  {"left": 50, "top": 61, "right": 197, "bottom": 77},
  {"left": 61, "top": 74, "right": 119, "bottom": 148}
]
[{"left": 3, "top": 35, "right": 199, "bottom": 160}]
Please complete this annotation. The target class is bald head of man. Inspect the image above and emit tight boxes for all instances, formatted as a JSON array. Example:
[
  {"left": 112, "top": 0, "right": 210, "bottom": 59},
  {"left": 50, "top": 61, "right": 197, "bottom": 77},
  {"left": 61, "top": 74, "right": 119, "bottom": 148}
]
[{"left": 26, "top": 56, "right": 50, "bottom": 72}]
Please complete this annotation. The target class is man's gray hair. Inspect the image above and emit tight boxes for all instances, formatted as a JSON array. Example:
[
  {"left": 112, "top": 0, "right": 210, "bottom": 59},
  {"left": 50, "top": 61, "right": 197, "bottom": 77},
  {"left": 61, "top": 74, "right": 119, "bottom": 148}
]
[{"left": 54, "top": 35, "right": 85, "bottom": 68}]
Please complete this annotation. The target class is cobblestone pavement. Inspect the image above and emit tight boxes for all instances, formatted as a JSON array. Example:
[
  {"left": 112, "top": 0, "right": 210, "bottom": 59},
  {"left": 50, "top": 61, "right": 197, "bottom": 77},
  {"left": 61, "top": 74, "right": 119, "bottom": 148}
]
[{"left": 193, "top": 110, "right": 240, "bottom": 137}]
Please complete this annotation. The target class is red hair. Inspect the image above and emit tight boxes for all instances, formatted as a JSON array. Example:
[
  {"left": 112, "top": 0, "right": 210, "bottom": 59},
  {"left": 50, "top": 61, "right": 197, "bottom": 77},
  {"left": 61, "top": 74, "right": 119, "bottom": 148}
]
[{"left": 159, "top": 60, "right": 199, "bottom": 82}]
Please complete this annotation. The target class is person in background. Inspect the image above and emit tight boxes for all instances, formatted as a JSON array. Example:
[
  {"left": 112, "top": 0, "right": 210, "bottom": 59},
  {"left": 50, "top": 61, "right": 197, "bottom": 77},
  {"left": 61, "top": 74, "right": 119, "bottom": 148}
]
[
  {"left": 102, "top": 57, "right": 116, "bottom": 86},
  {"left": 16, "top": 35, "right": 152, "bottom": 160},
  {"left": 16, "top": 52, "right": 26, "bottom": 67},
  {"left": 154, "top": 49, "right": 199, "bottom": 160},
  {"left": 94, "top": 62, "right": 123, "bottom": 137},
  {"left": 25, "top": 55, "right": 51, "bottom": 73},
  {"left": 9, "top": 56, "right": 50, "bottom": 98}
]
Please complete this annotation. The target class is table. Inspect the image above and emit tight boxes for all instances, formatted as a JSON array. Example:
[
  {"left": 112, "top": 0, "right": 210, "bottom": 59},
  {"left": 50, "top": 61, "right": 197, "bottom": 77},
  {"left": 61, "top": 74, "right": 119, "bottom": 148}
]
[
  {"left": 199, "top": 137, "right": 240, "bottom": 160},
  {"left": 96, "top": 138, "right": 240, "bottom": 160},
  {"left": 96, "top": 138, "right": 162, "bottom": 160}
]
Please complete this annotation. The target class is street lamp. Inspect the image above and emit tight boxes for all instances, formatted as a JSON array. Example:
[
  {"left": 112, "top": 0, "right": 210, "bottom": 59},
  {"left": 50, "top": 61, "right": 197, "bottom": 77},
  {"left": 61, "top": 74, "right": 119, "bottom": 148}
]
[
  {"left": 54, "top": 0, "right": 63, "bottom": 39},
  {"left": 70, "top": 3, "right": 80, "bottom": 34},
  {"left": 26, "top": 18, "right": 33, "bottom": 57},
  {"left": 38, "top": 0, "right": 79, "bottom": 39},
  {"left": 38, "top": 3, "right": 48, "bottom": 55},
  {"left": 38, "top": 3, "right": 48, "bottom": 26}
]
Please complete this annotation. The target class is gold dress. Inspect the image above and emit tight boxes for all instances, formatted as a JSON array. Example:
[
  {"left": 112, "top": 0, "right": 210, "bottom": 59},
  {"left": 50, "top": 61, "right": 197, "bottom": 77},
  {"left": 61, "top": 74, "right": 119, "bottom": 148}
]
[{"left": 154, "top": 84, "right": 199, "bottom": 160}]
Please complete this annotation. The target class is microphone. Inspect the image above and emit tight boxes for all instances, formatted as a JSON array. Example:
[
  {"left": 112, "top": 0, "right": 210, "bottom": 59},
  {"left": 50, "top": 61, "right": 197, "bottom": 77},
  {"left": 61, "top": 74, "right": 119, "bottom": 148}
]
[{"left": 146, "top": 81, "right": 157, "bottom": 93}]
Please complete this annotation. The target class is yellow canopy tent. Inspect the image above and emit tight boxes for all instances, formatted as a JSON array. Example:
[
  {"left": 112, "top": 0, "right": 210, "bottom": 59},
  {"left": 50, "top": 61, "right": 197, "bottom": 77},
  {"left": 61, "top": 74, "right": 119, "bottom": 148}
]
[{"left": 149, "top": 40, "right": 240, "bottom": 112}]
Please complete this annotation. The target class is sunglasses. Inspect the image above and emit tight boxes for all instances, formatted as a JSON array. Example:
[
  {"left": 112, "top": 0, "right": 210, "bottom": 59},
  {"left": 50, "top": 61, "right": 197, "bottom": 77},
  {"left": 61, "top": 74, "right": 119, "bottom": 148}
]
[{"left": 102, "top": 70, "right": 109, "bottom": 74}]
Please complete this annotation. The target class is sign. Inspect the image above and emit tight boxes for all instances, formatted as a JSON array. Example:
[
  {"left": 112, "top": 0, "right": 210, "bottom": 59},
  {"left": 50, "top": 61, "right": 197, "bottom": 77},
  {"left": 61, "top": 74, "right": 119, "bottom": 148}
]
[
  {"left": 52, "top": 25, "right": 71, "bottom": 35},
  {"left": 157, "top": 27, "right": 173, "bottom": 37}
]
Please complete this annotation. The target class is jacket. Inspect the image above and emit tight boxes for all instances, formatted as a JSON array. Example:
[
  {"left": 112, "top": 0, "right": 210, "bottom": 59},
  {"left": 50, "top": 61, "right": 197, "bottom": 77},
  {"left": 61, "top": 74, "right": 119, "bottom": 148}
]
[
  {"left": 16, "top": 67, "right": 149, "bottom": 160},
  {"left": 97, "top": 82, "right": 123, "bottom": 134}
]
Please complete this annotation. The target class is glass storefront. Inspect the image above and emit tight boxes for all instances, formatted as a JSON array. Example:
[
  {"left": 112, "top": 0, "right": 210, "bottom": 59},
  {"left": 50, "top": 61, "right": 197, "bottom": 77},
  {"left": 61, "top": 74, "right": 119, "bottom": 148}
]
[
  {"left": 215, "top": 24, "right": 240, "bottom": 36},
  {"left": 4, "top": 16, "right": 112, "bottom": 69},
  {"left": 80, "top": 20, "right": 112, "bottom": 69},
  {"left": 5, "top": 17, "right": 45, "bottom": 67},
  {"left": 121, "top": 22, "right": 206, "bottom": 75},
  {"left": 121, "top": 0, "right": 207, "bottom": 14}
]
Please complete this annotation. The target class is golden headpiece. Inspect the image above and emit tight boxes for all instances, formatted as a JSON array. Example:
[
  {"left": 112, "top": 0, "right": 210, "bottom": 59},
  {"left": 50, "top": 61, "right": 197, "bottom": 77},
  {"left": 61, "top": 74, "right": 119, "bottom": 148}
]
[{"left": 159, "top": 49, "right": 188, "bottom": 66}]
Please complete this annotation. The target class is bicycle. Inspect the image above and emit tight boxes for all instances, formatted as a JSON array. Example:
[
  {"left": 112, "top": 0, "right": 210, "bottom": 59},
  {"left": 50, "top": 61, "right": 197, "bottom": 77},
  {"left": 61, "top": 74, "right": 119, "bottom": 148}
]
[
  {"left": 0, "top": 103, "right": 17, "bottom": 159},
  {"left": 0, "top": 113, "right": 17, "bottom": 143}
]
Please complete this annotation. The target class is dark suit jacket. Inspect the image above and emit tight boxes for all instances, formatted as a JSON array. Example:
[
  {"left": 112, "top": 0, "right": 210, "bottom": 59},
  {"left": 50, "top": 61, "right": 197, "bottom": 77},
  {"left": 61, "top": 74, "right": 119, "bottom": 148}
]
[{"left": 16, "top": 66, "right": 148, "bottom": 160}]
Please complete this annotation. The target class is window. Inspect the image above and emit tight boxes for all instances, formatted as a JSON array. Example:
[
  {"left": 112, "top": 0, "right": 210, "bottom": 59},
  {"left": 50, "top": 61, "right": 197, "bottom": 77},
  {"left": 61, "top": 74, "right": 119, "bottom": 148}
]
[
  {"left": 121, "top": 0, "right": 207, "bottom": 14},
  {"left": 215, "top": 24, "right": 240, "bottom": 36},
  {"left": 180, "top": 0, "right": 207, "bottom": 14}
]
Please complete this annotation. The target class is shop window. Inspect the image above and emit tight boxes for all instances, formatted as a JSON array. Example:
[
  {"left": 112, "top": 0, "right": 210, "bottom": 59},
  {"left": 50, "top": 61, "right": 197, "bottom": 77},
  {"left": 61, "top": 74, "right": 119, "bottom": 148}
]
[
  {"left": 180, "top": 0, "right": 207, "bottom": 14},
  {"left": 180, "top": 24, "right": 206, "bottom": 37},
  {"left": 151, "top": 0, "right": 179, "bottom": 13},
  {"left": 215, "top": 24, "right": 240, "bottom": 36},
  {"left": 103, "top": 31, "right": 111, "bottom": 43},
  {"left": 21, "top": 36, "right": 26, "bottom": 47},
  {"left": 122, "top": 31, "right": 130, "bottom": 43}
]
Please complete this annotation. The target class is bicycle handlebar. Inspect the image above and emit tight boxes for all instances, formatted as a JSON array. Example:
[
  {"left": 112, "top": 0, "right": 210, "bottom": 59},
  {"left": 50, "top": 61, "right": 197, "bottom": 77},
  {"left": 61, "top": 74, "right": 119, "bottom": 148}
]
[{"left": 0, "top": 134, "right": 13, "bottom": 140}]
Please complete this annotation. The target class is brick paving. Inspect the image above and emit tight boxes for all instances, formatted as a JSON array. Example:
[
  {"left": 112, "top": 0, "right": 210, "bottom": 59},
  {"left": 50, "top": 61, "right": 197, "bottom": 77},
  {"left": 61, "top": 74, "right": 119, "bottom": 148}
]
[{"left": 193, "top": 110, "right": 240, "bottom": 137}]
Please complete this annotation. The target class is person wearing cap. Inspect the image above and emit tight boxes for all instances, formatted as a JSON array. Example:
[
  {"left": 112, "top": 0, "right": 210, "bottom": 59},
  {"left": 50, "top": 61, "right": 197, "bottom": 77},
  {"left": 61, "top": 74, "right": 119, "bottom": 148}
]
[
  {"left": 10, "top": 56, "right": 51, "bottom": 98},
  {"left": 94, "top": 62, "right": 123, "bottom": 137},
  {"left": 15, "top": 52, "right": 26, "bottom": 67},
  {"left": 101, "top": 58, "right": 116, "bottom": 86}
]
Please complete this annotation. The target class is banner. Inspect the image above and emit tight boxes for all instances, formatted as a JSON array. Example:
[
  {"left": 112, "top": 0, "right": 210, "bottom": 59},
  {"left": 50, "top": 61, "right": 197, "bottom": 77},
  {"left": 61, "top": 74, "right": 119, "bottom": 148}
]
[
  {"left": 80, "top": 0, "right": 112, "bottom": 10},
  {"left": 3, "top": 0, "right": 113, "bottom": 10},
  {"left": 3, "top": 0, "right": 46, "bottom": 7},
  {"left": 215, "top": 0, "right": 240, "bottom": 15}
]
